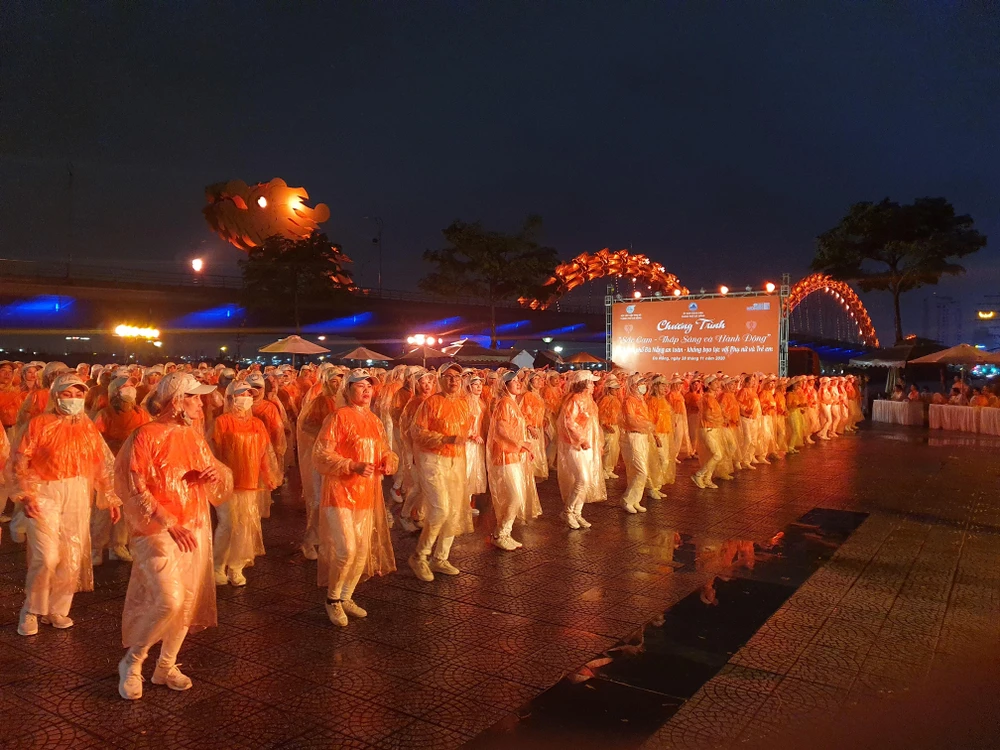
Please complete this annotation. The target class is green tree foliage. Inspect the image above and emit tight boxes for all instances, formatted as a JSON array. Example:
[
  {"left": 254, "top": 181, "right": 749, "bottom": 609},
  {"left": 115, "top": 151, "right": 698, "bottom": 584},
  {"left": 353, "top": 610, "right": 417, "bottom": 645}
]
[
  {"left": 420, "top": 214, "right": 558, "bottom": 348},
  {"left": 239, "top": 231, "right": 355, "bottom": 330},
  {"left": 813, "top": 198, "right": 986, "bottom": 344}
]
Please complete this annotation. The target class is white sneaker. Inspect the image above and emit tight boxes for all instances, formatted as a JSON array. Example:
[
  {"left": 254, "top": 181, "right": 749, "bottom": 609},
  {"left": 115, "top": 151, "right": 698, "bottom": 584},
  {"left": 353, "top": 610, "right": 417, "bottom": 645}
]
[
  {"left": 622, "top": 504, "right": 637, "bottom": 514},
  {"left": 430, "top": 559, "right": 461, "bottom": 576},
  {"left": 636, "top": 504, "right": 648, "bottom": 513},
  {"left": 399, "top": 516, "right": 419, "bottom": 533},
  {"left": 17, "top": 608, "right": 38, "bottom": 637},
  {"left": 92, "top": 550, "right": 103, "bottom": 567},
  {"left": 390, "top": 486, "right": 404, "bottom": 504},
  {"left": 647, "top": 489, "right": 664, "bottom": 500},
  {"left": 342, "top": 599, "right": 367, "bottom": 618},
  {"left": 152, "top": 663, "right": 193, "bottom": 691},
  {"left": 691, "top": 474, "right": 706, "bottom": 489},
  {"left": 471, "top": 508, "right": 480, "bottom": 517},
  {"left": 118, "top": 657, "right": 143, "bottom": 700},
  {"left": 228, "top": 568, "right": 247, "bottom": 587},
  {"left": 705, "top": 481, "right": 720, "bottom": 490},
  {"left": 575, "top": 514, "right": 592, "bottom": 529},
  {"left": 511, "top": 537, "right": 524, "bottom": 548},
  {"left": 565, "top": 512, "right": 581, "bottom": 530},
  {"left": 301, "top": 543, "right": 319, "bottom": 561},
  {"left": 109, "top": 545, "right": 133, "bottom": 562},
  {"left": 214, "top": 567, "right": 228, "bottom": 586},
  {"left": 608, "top": 472, "right": 620, "bottom": 479},
  {"left": 408, "top": 554, "right": 434, "bottom": 582},
  {"left": 491, "top": 535, "right": 519, "bottom": 552},
  {"left": 41, "top": 614, "right": 73, "bottom": 629},
  {"left": 325, "top": 601, "right": 348, "bottom": 627}
]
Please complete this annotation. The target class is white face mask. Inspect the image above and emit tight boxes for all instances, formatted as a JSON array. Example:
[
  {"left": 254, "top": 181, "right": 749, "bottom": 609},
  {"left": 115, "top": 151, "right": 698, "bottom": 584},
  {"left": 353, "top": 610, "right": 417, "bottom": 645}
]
[
  {"left": 233, "top": 396, "right": 254, "bottom": 411},
  {"left": 57, "top": 397, "right": 85, "bottom": 416},
  {"left": 637, "top": 384, "right": 648, "bottom": 395}
]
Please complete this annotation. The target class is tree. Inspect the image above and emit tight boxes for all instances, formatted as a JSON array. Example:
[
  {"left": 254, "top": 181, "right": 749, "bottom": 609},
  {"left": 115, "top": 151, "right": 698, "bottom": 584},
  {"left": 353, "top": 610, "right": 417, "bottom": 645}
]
[
  {"left": 812, "top": 197, "right": 986, "bottom": 344},
  {"left": 420, "top": 215, "right": 558, "bottom": 348},
  {"left": 239, "top": 231, "right": 355, "bottom": 330}
]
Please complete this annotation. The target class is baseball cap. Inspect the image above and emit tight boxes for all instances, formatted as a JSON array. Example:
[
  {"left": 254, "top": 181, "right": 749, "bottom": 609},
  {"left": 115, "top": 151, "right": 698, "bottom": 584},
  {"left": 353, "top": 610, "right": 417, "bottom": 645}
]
[
  {"left": 50, "top": 372, "right": 90, "bottom": 394},
  {"left": 246, "top": 373, "right": 265, "bottom": 388},
  {"left": 347, "top": 369, "right": 376, "bottom": 385},
  {"left": 570, "top": 370, "right": 597, "bottom": 383},
  {"left": 157, "top": 372, "right": 216, "bottom": 400},
  {"left": 438, "top": 362, "right": 462, "bottom": 376}
]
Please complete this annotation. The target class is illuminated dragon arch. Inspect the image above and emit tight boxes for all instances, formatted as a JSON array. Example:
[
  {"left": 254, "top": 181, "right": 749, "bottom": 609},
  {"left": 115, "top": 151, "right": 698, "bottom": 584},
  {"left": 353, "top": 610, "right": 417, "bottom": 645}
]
[
  {"left": 785, "top": 273, "right": 879, "bottom": 347},
  {"left": 519, "top": 248, "right": 689, "bottom": 310}
]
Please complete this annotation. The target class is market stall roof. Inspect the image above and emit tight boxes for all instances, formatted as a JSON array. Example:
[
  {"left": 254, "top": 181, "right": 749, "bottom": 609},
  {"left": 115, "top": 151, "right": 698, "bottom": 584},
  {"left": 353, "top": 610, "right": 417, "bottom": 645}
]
[
  {"left": 258, "top": 335, "right": 330, "bottom": 354},
  {"left": 442, "top": 340, "right": 516, "bottom": 364},
  {"left": 848, "top": 339, "right": 944, "bottom": 368},
  {"left": 565, "top": 351, "right": 605, "bottom": 364},
  {"left": 909, "top": 343, "right": 1000, "bottom": 366},
  {"left": 338, "top": 346, "right": 392, "bottom": 362}
]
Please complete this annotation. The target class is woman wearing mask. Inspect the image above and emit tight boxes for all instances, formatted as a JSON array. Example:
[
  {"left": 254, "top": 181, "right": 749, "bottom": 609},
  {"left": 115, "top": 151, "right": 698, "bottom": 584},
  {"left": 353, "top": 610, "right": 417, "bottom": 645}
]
[
  {"left": 92, "top": 377, "right": 151, "bottom": 565},
  {"left": 519, "top": 371, "right": 549, "bottom": 482},
  {"left": 313, "top": 369, "right": 397, "bottom": 626},
  {"left": 486, "top": 371, "right": 541, "bottom": 550},
  {"left": 115, "top": 373, "right": 232, "bottom": 700},
  {"left": 645, "top": 376, "right": 675, "bottom": 496},
  {"left": 13, "top": 372, "right": 120, "bottom": 636},
  {"left": 396, "top": 369, "right": 436, "bottom": 533},
  {"left": 464, "top": 374, "right": 488, "bottom": 517},
  {"left": 619, "top": 375, "right": 656, "bottom": 513},
  {"left": 556, "top": 370, "right": 605, "bottom": 529},
  {"left": 211, "top": 381, "right": 281, "bottom": 587}
]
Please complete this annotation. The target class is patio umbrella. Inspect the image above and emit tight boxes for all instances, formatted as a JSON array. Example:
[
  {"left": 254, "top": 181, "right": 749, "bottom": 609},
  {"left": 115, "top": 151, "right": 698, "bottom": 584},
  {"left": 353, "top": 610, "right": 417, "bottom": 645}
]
[
  {"left": 396, "top": 345, "right": 452, "bottom": 368},
  {"left": 565, "top": 352, "right": 604, "bottom": 363},
  {"left": 339, "top": 346, "right": 392, "bottom": 362},
  {"left": 258, "top": 334, "right": 330, "bottom": 366},
  {"left": 909, "top": 343, "right": 1000, "bottom": 367}
]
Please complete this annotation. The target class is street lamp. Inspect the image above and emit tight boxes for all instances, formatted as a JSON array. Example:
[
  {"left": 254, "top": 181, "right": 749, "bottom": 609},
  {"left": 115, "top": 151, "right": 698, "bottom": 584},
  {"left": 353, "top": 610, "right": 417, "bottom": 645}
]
[
  {"left": 719, "top": 285, "right": 729, "bottom": 295},
  {"left": 364, "top": 216, "right": 383, "bottom": 294},
  {"left": 191, "top": 258, "right": 204, "bottom": 273},
  {"left": 765, "top": 282, "right": 776, "bottom": 293}
]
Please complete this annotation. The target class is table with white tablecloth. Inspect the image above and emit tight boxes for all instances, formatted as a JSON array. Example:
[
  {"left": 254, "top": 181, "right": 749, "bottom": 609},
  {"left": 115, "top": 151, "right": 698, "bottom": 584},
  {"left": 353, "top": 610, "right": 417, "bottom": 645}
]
[
  {"left": 928, "top": 404, "right": 980, "bottom": 433},
  {"left": 979, "top": 408, "right": 1000, "bottom": 436},
  {"left": 872, "top": 400, "right": 925, "bottom": 426}
]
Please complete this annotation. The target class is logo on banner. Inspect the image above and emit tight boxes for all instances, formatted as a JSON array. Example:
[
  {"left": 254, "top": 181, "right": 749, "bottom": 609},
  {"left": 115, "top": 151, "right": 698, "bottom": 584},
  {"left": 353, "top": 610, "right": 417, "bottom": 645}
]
[
  {"left": 624, "top": 324, "right": 634, "bottom": 334},
  {"left": 746, "top": 320, "right": 757, "bottom": 332},
  {"left": 688, "top": 302, "right": 698, "bottom": 311},
  {"left": 626, "top": 305, "right": 636, "bottom": 314}
]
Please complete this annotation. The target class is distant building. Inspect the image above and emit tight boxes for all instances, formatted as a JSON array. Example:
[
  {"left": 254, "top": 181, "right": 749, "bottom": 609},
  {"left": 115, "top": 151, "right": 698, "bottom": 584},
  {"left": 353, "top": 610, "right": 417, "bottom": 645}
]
[
  {"left": 920, "top": 294, "right": 962, "bottom": 346},
  {"left": 972, "top": 294, "right": 1000, "bottom": 350}
]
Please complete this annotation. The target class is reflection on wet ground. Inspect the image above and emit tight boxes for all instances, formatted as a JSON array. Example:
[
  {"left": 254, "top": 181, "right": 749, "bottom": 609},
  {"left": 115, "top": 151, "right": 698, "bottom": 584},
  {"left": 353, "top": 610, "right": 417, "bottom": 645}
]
[{"left": 468, "top": 509, "right": 867, "bottom": 749}]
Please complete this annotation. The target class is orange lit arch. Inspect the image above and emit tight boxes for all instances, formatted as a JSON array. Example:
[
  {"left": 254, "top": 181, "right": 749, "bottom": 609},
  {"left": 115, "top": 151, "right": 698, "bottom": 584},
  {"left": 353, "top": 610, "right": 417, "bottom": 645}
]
[
  {"left": 786, "top": 273, "right": 879, "bottom": 347},
  {"left": 519, "top": 248, "right": 688, "bottom": 310}
]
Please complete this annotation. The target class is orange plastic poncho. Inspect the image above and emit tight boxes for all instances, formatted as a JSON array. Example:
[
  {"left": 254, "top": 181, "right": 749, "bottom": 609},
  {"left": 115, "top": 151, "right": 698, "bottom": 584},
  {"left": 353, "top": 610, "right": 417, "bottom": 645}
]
[
  {"left": 556, "top": 391, "right": 606, "bottom": 505},
  {"left": 646, "top": 394, "right": 674, "bottom": 435},
  {"left": 413, "top": 394, "right": 473, "bottom": 458},
  {"left": 520, "top": 390, "right": 546, "bottom": 430},
  {"left": 16, "top": 388, "right": 49, "bottom": 428},
  {"left": 720, "top": 391, "right": 740, "bottom": 427},
  {"left": 313, "top": 405, "right": 398, "bottom": 511},
  {"left": 667, "top": 389, "right": 686, "bottom": 417},
  {"left": 737, "top": 387, "right": 760, "bottom": 419},
  {"left": 542, "top": 384, "right": 564, "bottom": 416},
  {"left": 486, "top": 393, "right": 542, "bottom": 522},
  {"left": 0, "top": 386, "right": 27, "bottom": 429},
  {"left": 759, "top": 390, "right": 777, "bottom": 417},
  {"left": 700, "top": 393, "right": 725, "bottom": 428},
  {"left": 684, "top": 390, "right": 703, "bottom": 414},
  {"left": 212, "top": 412, "right": 281, "bottom": 492},
  {"left": 597, "top": 392, "right": 622, "bottom": 430},
  {"left": 252, "top": 398, "right": 287, "bottom": 458},
  {"left": 94, "top": 405, "right": 152, "bottom": 455},
  {"left": 621, "top": 394, "right": 654, "bottom": 434}
]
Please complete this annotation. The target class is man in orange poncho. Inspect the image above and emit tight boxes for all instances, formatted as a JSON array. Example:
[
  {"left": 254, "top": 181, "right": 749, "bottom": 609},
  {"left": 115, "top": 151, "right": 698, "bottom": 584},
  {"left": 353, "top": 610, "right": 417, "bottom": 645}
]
[
  {"left": 646, "top": 375, "right": 675, "bottom": 496},
  {"left": 487, "top": 371, "right": 541, "bottom": 551},
  {"left": 13, "top": 372, "right": 120, "bottom": 637},
  {"left": 408, "top": 363, "right": 473, "bottom": 582},
  {"left": 692, "top": 375, "right": 725, "bottom": 490},
  {"left": 92, "top": 377, "right": 151, "bottom": 566},
  {"left": 313, "top": 369, "right": 397, "bottom": 627},
  {"left": 115, "top": 373, "right": 233, "bottom": 701},
  {"left": 620, "top": 375, "right": 656, "bottom": 513},
  {"left": 211, "top": 381, "right": 281, "bottom": 587},
  {"left": 556, "top": 370, "right": 605, "bottom": 529},
  {"left": 597, "top": 376, "right": 623, "bottom": 480}
]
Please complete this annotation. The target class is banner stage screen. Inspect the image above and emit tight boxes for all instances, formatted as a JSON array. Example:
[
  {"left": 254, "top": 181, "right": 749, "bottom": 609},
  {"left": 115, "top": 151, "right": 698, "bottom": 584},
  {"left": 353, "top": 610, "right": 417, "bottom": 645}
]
[{"left": 611, "top": 296, "right": 781, "bottom": 376}]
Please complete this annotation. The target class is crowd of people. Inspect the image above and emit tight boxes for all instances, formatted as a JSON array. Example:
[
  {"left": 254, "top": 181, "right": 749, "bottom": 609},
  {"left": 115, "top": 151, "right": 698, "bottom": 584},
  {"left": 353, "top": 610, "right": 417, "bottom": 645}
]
[
  {"left": 0, "top": 357, "right": 863, "bottom": 701},
  {"left": 892, "top": 379, "right": 1000, "bottom": 407}
]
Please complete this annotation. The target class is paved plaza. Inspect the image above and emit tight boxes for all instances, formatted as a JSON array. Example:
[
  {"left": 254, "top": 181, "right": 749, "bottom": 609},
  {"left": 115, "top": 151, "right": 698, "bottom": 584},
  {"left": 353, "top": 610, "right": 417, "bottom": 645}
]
[{"left": 1, "top": 423, "right": 999, "bottom": 749}]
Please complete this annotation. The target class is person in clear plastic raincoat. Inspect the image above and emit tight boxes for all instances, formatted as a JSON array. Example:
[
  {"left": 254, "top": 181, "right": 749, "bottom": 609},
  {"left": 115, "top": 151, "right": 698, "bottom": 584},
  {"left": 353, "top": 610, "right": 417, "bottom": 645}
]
[
  {"left": 464, "top": 374, "right": 488, "bottom": 516},
  {"left": 597, "top": 376, "right": 623, "bottom": 480},
  {"left": 619, "top": 374, "right": 656, "bottom": 514},
  {"left": 115, "top": 373, "right": 233, "bottom": 701},
  {"left": 312, "top": 369, "right": 397, "bottom": 627},
  {"left": 486, "top": 371, "right": 541, "bottom": 551},
  {"left": 387, "top": 366, "right": 418, "bottom": 503},
  {"left": 407, "top": 363, "right": 473, "bottom": 582},
  {"left": 646, "top": 375, "right": 675, "bottom": 495},
  {"left": 667, "top": 377, "right": 692, "bottom": 460},
  {"left": 297, "top": 367, "right": 345, "bottom": 560},
  {"left": 211, "top": 380, "right": 281, "bottom": 587},
  {"left": 0, "top": 360, "right": 26, "bottom": 522},
  {"left": 12, "top": 372, "right": 120, "bottom": 637},
  {"left": 692, "top": 375, "right": 725, "bottom": 490},
  {"left": 542, "top": 372, "right": 564, "bottom": 470},
  {"left": 92, "top": 376, "right": 151, "bottom": 566},
  {"left": 248, "top": 372, "right": 287, "bottom": 477},
  {"left": 397, "top": 369, "right": 436, "bottom": 532},
  {"left": 519, "top": 371, "right": 549, "bottom": 481},
  {"left": 556, "top": 370, "right": 605, "bottom": 529}
]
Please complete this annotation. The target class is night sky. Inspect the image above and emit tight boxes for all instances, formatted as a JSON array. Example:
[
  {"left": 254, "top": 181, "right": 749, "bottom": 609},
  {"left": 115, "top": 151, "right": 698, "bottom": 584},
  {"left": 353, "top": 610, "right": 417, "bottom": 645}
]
[{"left": 2, "top": 2, "right": 997, "bottom": 340}]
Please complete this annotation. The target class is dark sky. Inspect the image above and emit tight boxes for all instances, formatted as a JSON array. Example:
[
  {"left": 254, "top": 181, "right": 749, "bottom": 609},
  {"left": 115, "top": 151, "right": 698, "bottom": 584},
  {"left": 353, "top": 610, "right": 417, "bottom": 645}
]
[{"left": 2, "top": 2, "right": 997, "bottom": 339}]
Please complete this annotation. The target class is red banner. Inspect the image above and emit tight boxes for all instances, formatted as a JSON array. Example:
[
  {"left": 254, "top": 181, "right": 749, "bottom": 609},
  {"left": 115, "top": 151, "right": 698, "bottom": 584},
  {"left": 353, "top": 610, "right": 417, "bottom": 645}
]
[{"left": 611, "top": 296, "right": 781, "bottom": 375}]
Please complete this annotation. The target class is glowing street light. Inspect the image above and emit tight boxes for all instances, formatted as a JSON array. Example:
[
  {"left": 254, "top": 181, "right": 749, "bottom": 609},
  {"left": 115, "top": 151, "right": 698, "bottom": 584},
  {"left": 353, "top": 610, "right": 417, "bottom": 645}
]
[
  {"left": 191, "top": 258, "right": 204, "bottom": 273},
  {"left": 765, "top": 282, "right": 776, "bottom": 293},
  {"left": 633, "top": 291, "right": 642, "bottom": 299},
  {"left": 115, "top": 324, "right": 159, "bottom": 339},
  {"left": 673, "top": 289, "right": 682, "bottom": 297},
  {"left": 719, "top": 286, "right": 729, "bottom": 295}
]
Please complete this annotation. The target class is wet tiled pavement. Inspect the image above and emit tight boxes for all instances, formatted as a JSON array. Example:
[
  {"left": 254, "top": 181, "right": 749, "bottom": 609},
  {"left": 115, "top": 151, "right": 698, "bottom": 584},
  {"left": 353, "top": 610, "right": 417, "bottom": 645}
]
[{"left": 1, "top": 423, "right": 999, "bottom": 749}]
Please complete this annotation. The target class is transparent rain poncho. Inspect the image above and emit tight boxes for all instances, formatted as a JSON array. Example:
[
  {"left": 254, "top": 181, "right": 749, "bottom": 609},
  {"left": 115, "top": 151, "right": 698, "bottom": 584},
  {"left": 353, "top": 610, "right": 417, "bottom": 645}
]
[
  {"left": 397, "top": 370, "right": 436, "bottom": 519},
  {"left": 620, "top": 377, "right": 654, "bottom": 509},
  {"left": 313, "top": 401, "right": 397, "bottom": 597},
  {"left": 115, "top": 417, "right": 233, "bottom": 645},
  {"left": 464, "top": 379, "right": 488, "bottom": 497},
  {"left": 297, "top": 369, "right": 344, "bottom": 541},
  {"left": 646, "top": 388, "right": 676, "bottom": 487},
  {"left": 597, "top": 388, "right": 622, "bottom": 479},
  {"left": 487, "top": 390, "right": 541, "bottom": 537},
  {"left": 556, "top": 386, "right": 606, "bottom": 510},
  {"left": 518, "top": 381, "right": 548, "bottom": 480}
]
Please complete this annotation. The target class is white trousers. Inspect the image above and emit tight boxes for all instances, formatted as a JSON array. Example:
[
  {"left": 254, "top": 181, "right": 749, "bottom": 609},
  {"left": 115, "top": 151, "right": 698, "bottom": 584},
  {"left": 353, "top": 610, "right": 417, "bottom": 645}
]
[
  {"left": 321, "top": 506, "right": 372, "bottom": 600},
  {"left": 214, "top": 489, "right": 265, "bottom": 571},
  {"left": 620, "top": 432, "right": 650, "bottom": 509},
  {"left": 696, "top": 428, "right": 724, "bottom": 482},
  {"left": 415, "top": 452, "right": 466, "bottom": 561}
]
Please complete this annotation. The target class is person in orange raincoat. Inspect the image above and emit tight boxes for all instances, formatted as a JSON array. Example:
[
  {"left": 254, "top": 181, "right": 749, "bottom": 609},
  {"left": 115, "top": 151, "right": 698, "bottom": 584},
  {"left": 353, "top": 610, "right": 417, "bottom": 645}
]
[
  {"left": 211, "top": 381, "right": 281, "bottom": 587},
  {"left": 408, "top": 363, "right": 473, "bottom": 582},
  {"left": 248, "top": 372, "right": 287, "bottom": 472},
  {"left": 313, "top": 369, "right": 397, "bottom": 627},
  {"left": 12, "top": 372, "right": 121, "bottom": 637},
  {"left": 597, "top": 377, "right": 623, "bottom": 480},
  {"left": 519, "top": 371, "right": 549, "bottom": 482},
  {"left": 92, "top": 377, "right": 151, "bottom": 566},
  {"left": 486, "top": 371, "right": 541, "bottom": 551},
  {"left": 692, "top": 375, "right": 725, "bottom": 490},
  {"left": 0, "top": 360, "right": 27, "bottom": 522},
  {"left": 464, "top": 374, "right": 488, "bottom": 516},
  {"left": 646, "top": 375, "right": 675, "bottom": 494},
  {"left": 115, "top": 373, "right": 233, "bottom": 701},
  {"left": 619, "top": 374, "right": 656, "bottom": 514},
  {"left": 542, "top": 372, "right": 564, "bottom": 469},
  {"left": 397, "top": 368, "right": 437, "bottom": 532},
  {"left": 556, "top": 370, "right": 605, "bottom": 529}
]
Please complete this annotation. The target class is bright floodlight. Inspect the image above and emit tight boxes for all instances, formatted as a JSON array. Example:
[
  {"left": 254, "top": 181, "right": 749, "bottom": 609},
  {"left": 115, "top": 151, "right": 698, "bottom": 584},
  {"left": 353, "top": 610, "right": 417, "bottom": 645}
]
[
  {"left": 633, "top": 291, "right": 641, "bottom": 299},
  {"left": 719, "top": 285, "right": 729, "bottom": 295},
  {"left": 413, "top": 334, "right": 426, "bottom": 345},
  {"left": 317, "top": 335, "right": 326, "bottom": 341},
  {"left": 426, "top": 336, "right": 436, "bottom": 346},
  {"left": 257, "top": 196, "right": 267, "bottom": 208},
  {"left": 765, "top": 282, "right": 776, "bottom": 293},
  {"left": 553, "top": 346, "right": 563, "bottom": 353},
  {"left": 406, "top": 336, "right": 415, "bottom": 344},
  {"left": 191, "top": 258, "right": 204, "bottom": 273},
  {"left": 542, "top": 336, "right": 553, "bottom": 343},
  {"left": 673, "top": 289, "right": 682, "bottom": 297}
]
